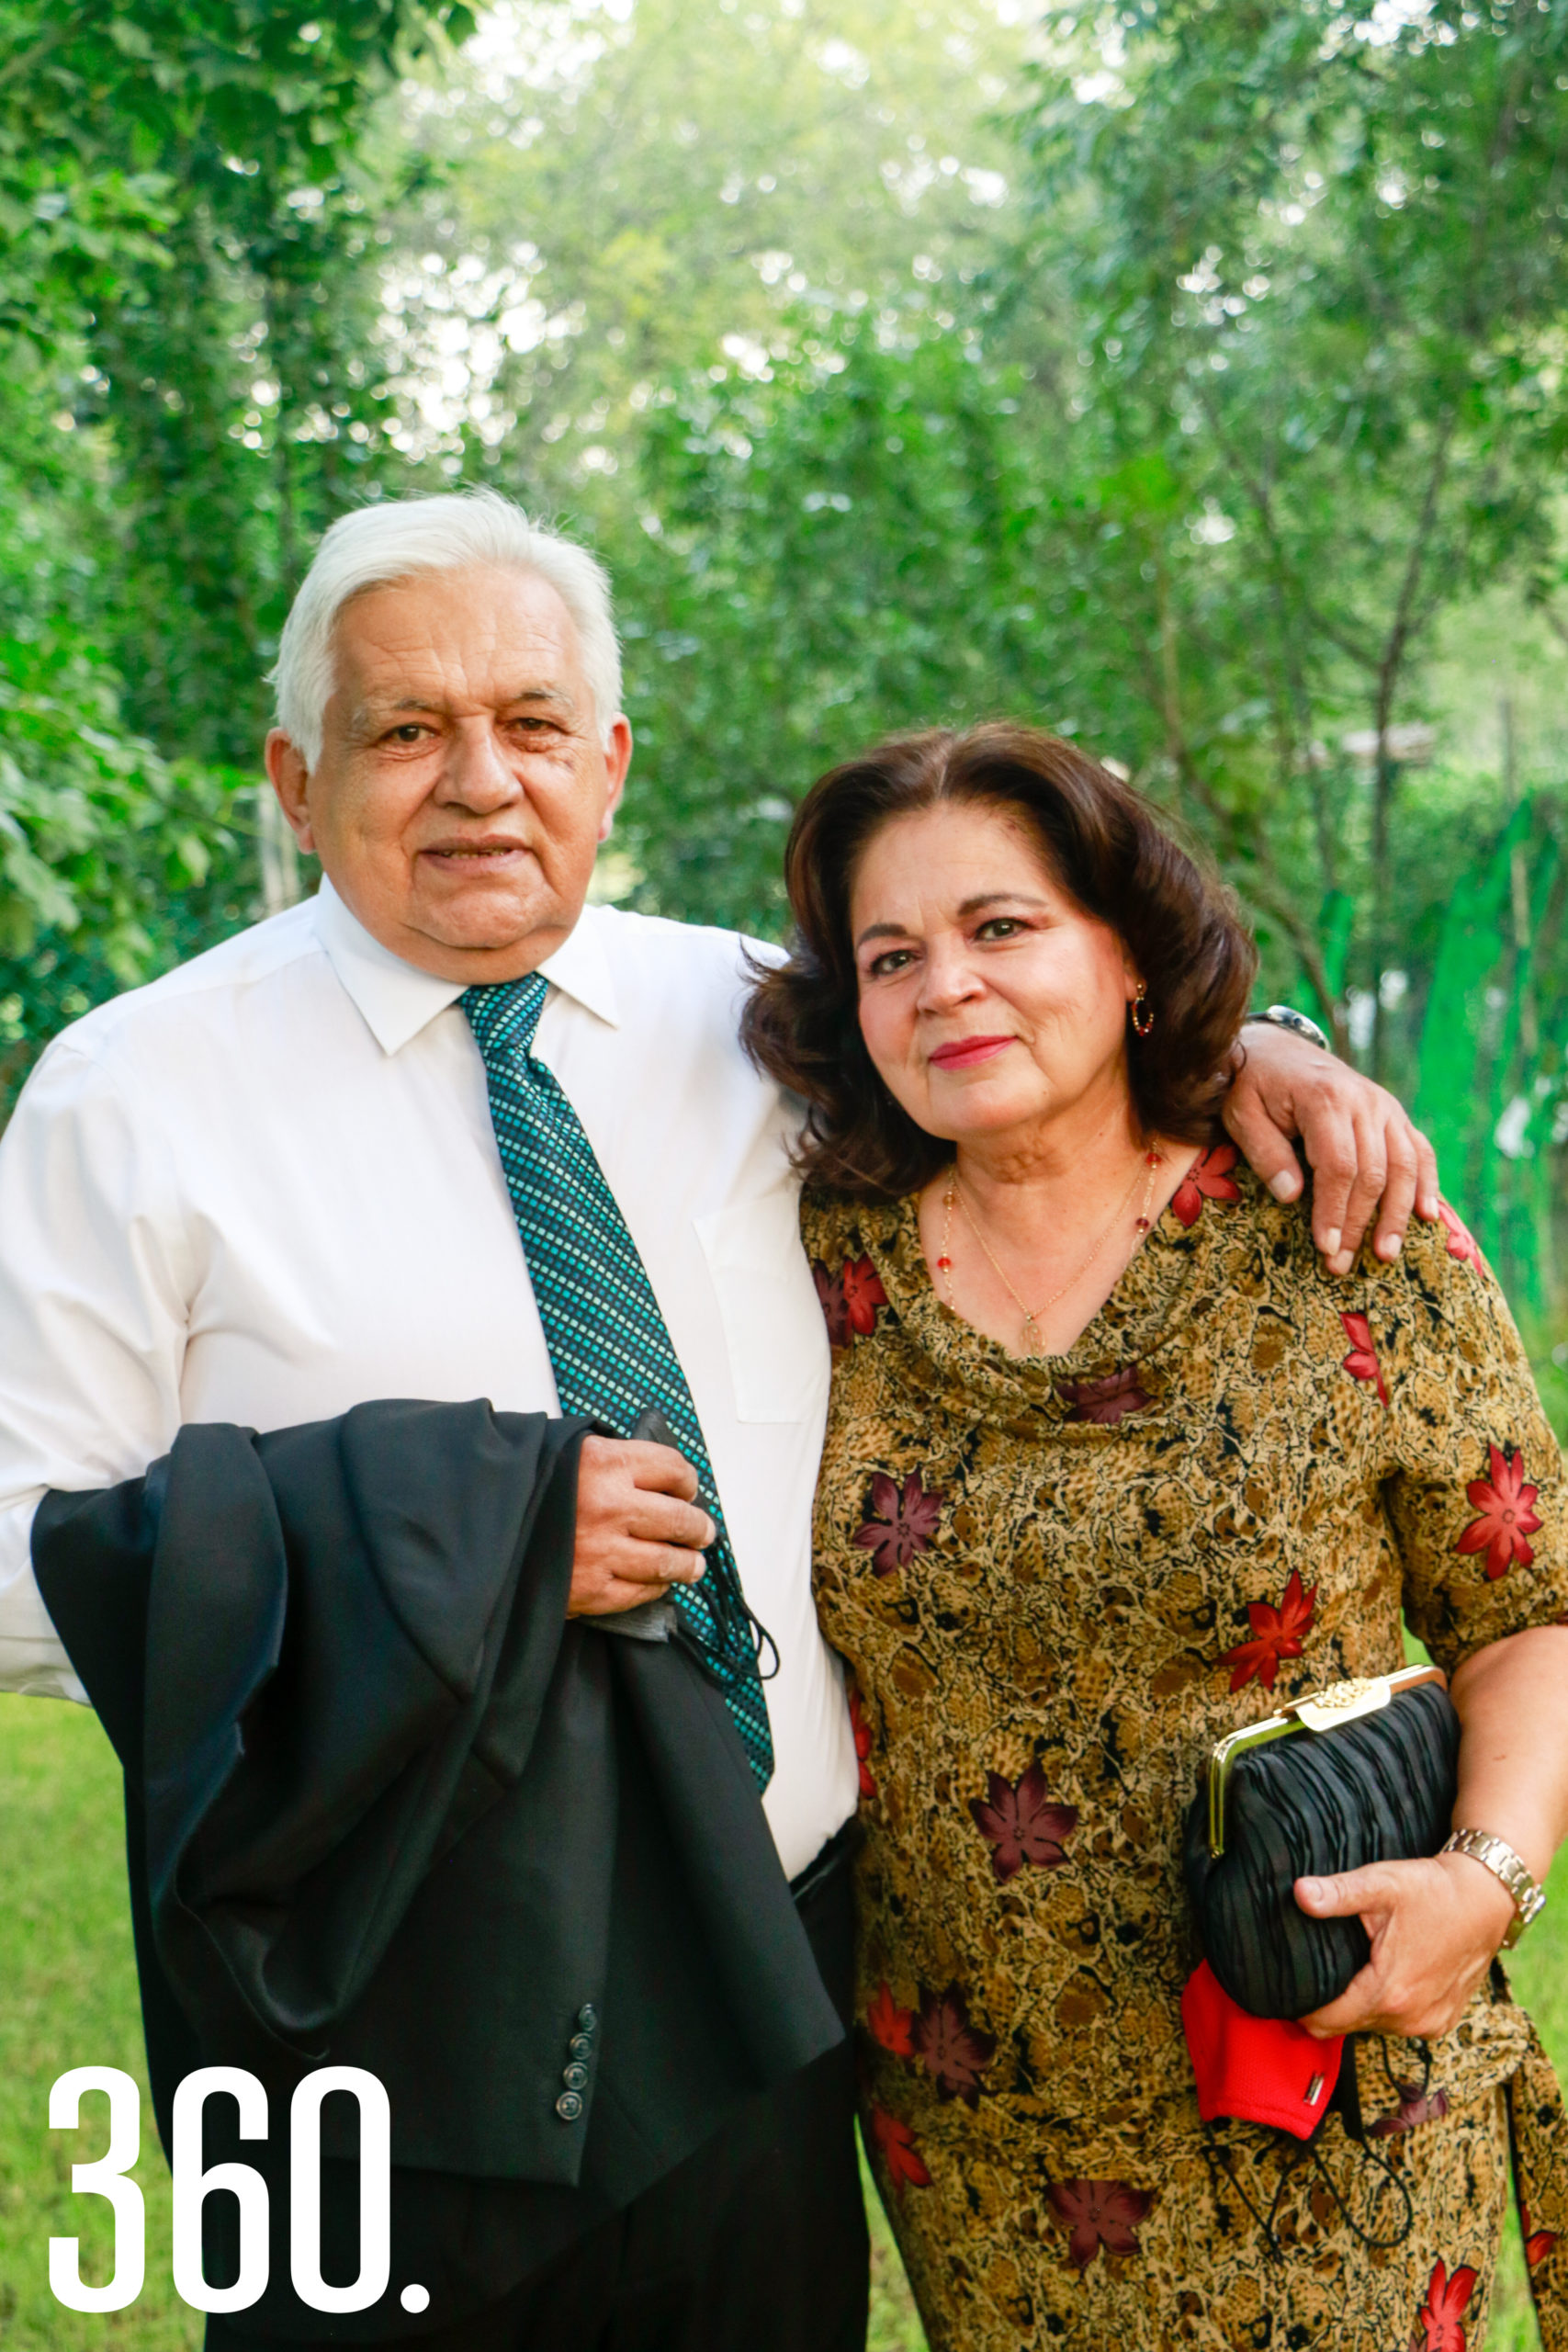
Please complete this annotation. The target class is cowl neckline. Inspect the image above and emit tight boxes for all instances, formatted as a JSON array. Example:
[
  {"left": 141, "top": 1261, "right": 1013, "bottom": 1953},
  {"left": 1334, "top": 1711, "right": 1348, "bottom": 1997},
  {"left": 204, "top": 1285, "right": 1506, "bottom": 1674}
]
[{"left": 839, "top": 1154, "right": 1252, "bottom": 1429}]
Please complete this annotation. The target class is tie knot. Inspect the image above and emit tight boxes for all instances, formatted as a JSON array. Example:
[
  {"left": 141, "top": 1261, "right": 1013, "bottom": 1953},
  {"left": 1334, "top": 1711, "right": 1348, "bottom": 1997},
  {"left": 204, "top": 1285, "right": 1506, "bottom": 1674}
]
[{"left": 462, "top": 972, "right": 549, "bottom": 1065}]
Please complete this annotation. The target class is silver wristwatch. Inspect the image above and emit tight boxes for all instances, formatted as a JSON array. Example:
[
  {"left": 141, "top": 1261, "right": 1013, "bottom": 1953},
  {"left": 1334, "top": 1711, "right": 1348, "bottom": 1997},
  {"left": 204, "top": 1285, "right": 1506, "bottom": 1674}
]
[
  {"left": 1440, "top": 1827, "right": 1547, "bottom": 1948},
  {"left": 1249, "top": 1004, "right": 1331, "bottom": 1054}
]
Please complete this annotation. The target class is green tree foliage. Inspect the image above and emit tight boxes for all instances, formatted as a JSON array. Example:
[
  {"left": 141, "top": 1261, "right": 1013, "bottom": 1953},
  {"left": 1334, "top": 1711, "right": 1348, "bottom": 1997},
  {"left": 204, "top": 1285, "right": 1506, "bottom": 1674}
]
[
  {"left": 601, "top": 334, "right": 1036, "bottom": 930},
  {"left": 394, "top": 0, "right": 1021, "bottom": 497},
  {"left": 0, "top": 0, "right": 471, "bottom": 1094},
  {"left": 1, "top": 0, "right": 475, "bottom": 338},
  {"left": 21, "top": 0, "right": 475, "bottom": 760},
  {"left": 0, "top": 662, "right": 252, "bottom": 1098},
  {"left": 1002, "top": 0, "right": 1568, "bottom": 1066}
]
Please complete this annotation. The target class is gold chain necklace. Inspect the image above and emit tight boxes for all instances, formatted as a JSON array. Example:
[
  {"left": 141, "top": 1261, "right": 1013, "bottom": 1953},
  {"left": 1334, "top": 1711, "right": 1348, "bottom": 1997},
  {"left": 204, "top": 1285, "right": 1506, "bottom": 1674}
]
[{"left": 938, "top": 1148, "right": 1164, "bottom": 1354}]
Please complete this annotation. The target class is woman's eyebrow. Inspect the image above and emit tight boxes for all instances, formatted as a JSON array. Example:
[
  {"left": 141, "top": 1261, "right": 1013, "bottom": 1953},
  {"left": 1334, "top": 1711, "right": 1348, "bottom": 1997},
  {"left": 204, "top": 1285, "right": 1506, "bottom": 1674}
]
[
  {"left": 954, "top": 891, "right": 1050, "bottom": 916},
  {"left": 854, "top": 892, "right": 1050, "bottom": 950}
]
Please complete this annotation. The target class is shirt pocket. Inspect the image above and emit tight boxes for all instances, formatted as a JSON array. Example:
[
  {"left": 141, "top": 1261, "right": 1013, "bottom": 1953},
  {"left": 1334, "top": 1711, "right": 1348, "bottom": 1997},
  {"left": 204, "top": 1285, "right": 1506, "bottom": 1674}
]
[{"left": 695, "top": 1186, "right": 829, "bottom": 1425}]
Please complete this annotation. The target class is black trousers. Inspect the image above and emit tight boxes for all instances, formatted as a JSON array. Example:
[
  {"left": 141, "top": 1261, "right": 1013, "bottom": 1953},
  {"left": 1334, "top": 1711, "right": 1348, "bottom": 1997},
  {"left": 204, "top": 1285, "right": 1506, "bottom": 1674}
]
[{"left": 209, "top": 1828, "right": 868, "bottom": 2352}]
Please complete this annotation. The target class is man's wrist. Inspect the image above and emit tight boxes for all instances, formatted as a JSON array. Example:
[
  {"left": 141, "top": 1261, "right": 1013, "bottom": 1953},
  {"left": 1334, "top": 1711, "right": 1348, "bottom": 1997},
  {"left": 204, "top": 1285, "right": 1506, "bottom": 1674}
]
[{"left": 1244, "top": 1005, "right": 1332, "bottom": 1055}]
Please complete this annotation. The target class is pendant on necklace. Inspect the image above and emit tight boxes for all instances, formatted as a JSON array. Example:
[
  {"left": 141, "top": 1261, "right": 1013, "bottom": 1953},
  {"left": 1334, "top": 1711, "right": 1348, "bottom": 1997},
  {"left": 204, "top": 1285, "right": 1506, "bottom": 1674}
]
[{"left": 1135, "top": 1148, "right": 1160, "bottom": 1232}]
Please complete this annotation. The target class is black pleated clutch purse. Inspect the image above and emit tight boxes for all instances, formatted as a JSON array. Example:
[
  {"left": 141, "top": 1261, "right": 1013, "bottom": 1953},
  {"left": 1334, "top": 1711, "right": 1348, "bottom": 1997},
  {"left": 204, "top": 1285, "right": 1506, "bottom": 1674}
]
[{"left": 1183, "top": 1666, "right": 1461, "bottom": 2019}]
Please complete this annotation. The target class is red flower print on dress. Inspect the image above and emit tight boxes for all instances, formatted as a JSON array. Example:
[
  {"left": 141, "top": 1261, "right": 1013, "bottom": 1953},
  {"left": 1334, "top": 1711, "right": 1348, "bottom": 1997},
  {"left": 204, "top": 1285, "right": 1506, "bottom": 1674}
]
[
  {"left": 1169, "top": 1141, "right": 1242, "bottom": 1228},
  {"left": 968, "top": 1762, "right": 1078, "bottom": 1883},
  {"left": 848, "top": 1684, "right": 877, "bottom": 1800},
  {"left": 911, "top": 1985, "right": 997, "bottom": 2109},
  {"left": 812, "top": 1260, "right": 852, "bottom": 1350},
  {"left": 1410, "top": 2257, "right": 1478, "bottom": 2352},
  {"left": 842, "top": 1255, "right": 888, "bottom": 1336},
  {"left": 1369, "top": 2081, "right": 1450, "bottom": 2136},
  {"left": 812, "top": 1256, "right": 886, "bottom": 1347},
  {"left": 1457, "top": 1443, "right": 1541, "bottom": 1582},
  {"left": 1046, "top": 2179, "right": 1152, "bottom": 2271},
  {"left": 866, "top": 1982, "right": 914, "bottom": 2058},
  {"left": 1438, "top": 1199, "right": 1482, "bottom": 1269},
  {"left": 1340, "top": 1310, "right": 1390, "bottom": 1407},
  {"left": 869, "top": 2108, "right": 931, "bottom": 2196},
  {"left": 1218, "top": 1569, "right": 1317, "bottom": 1692},
  {"left": 1523, "top": 2205, "right": 1560, "bottom": 2268},
  {"left": 853, "top": 1470, "right": 943, "bottom": 1577},
  {"left": 1059, "top": 1364, "right": 1153, "bottom": 1424}
]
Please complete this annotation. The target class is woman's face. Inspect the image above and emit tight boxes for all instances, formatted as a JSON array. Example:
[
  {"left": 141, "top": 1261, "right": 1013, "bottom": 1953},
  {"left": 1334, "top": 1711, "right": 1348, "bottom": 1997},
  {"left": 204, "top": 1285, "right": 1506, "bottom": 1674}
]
[{"left": 849, "top": 799, "right": 1140, "bottom": 1152}]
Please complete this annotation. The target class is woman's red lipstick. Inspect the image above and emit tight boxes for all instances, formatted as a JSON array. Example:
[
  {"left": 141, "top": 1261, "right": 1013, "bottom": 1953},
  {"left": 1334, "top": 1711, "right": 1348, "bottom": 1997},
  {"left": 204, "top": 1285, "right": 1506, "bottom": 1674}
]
[{"left": 928, "top": 1035, "right": 1014, "bottom": 1070}]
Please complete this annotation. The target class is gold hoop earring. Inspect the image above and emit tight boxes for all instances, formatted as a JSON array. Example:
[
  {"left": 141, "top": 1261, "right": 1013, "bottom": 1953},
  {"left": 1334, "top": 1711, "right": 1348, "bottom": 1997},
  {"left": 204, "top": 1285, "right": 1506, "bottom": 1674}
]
[{"left": 1131, "top": 983, "right": 1155, "bottom": 1038}]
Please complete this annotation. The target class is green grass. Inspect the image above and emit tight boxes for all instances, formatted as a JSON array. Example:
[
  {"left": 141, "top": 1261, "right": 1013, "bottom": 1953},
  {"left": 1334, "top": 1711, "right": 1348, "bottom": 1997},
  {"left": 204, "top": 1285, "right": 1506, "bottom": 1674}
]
[
  {"left": 1488, "top": 1845, "right": 1568, "bottom": 2352},
  {"left": 4, "top": 1696, "right": 1566, "bottom": 2351},
  {"left": 0, "top": 1696, "right": 912, "bottom": 2352},
  {"left": 0, "top": 1695, "right": 197, "bottom": 2349},
  {"left": 863, "top": 2142, "right": 926, "bottom": 2352}
]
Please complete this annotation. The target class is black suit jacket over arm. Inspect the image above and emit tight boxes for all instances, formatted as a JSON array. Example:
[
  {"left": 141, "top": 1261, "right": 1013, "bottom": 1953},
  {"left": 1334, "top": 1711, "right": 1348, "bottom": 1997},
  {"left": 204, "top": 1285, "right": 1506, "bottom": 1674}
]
[{"left": 33, "top": 1399, "right": 842, "bottom": 2340}]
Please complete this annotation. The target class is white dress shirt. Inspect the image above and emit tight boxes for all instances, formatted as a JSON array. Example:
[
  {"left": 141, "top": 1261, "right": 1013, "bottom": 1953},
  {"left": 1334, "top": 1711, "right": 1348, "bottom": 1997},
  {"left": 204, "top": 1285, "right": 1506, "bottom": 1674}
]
[{"left": 0, "top": 879, "right": 858, "bottom": 1879}]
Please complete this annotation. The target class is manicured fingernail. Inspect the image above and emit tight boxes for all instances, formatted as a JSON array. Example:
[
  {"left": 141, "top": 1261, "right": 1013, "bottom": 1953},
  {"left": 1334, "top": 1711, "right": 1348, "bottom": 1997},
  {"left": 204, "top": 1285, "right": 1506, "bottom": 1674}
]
[
  {"left": 1269, "top": 1170, "right": 1301, "bottom": 1202},
  {"left": 1321, "top": 1228, "right": 1341, "bottom": 1257},
  {"left": 1378, "top": 1234, "right": 1402, "bottom": 1260},
  {"left": 1298, "top": 1877, "right": 1325, "bottom": 1905},
  {"left": 1419, "top": 1194, "right": 1439, "bottom": 1219},
  {"left": 1330, "top": 1250, "right": 1353, "bottom": 1277},
  {"left": 705, "top": 1518, "right": 717, "bottom": 1544}
]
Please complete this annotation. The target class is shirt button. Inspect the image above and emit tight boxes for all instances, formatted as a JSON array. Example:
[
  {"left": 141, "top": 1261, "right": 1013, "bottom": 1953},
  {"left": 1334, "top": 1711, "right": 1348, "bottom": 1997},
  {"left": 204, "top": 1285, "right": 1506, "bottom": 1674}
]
[
  {"left": 562, "top": 2063, "right": 589, "bottom": 2090},
  {"left": 556, "top": 2091, "right": 584, "bottom": 2122},
  {"left": 569, "top": 2034, "right": 593, "bottom": 2058},
  {"left": 577, "top": 2005, "right": 597, "bottom": 2031}
]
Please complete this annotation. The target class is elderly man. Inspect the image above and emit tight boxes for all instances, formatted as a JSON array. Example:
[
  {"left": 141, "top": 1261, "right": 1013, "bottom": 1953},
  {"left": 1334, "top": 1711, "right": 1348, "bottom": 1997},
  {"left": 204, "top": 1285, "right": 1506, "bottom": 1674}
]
[{"left": 0, "top": 491, "right": 1434, "bottom": 2352}]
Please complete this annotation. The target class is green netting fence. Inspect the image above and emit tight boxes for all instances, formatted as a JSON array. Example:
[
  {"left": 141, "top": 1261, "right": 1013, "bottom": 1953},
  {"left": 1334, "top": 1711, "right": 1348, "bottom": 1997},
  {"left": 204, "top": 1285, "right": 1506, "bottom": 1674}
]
[{"left": 1411, "top": 798, "right": 1565, "bottom": 1323}]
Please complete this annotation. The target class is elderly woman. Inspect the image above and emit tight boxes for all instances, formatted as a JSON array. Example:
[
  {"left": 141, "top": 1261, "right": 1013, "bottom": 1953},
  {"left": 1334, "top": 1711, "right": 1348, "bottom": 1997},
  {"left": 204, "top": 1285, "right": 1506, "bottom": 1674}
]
[{"left": 744, "top": 725, "right": 1568, "bottom": 2352}]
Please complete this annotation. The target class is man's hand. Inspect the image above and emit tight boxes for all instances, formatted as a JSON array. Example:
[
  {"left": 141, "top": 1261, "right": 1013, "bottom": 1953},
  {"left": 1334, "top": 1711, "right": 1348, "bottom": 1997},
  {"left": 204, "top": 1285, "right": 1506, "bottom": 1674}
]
[
  {"left": 569, "top": 1436, "right": 714, "bottom": 1617},
  {"left": 1224, "top": 1022, "right": 1439, "bottom": 1274},
  {"left": 1294, "top": 1853, "right": 1517, "bottom": 2041}
]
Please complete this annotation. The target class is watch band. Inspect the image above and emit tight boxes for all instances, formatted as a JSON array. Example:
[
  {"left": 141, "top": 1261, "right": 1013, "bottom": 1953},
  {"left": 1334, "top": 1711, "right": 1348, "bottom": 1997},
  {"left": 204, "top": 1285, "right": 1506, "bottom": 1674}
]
[
  {"left": 1251, "top": 1004, "right": 1331, "bottom": 1054},
  {"left": 1440, "top": 1827, "right": 1547, "bottom": 1948}
]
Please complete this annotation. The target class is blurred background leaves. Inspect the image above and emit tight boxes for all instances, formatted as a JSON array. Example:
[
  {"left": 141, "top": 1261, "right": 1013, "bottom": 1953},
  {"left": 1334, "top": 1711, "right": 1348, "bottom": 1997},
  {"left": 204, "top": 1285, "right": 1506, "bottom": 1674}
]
[{"left": 1, "top": 0, "right": 1565, "bottom": 1315}]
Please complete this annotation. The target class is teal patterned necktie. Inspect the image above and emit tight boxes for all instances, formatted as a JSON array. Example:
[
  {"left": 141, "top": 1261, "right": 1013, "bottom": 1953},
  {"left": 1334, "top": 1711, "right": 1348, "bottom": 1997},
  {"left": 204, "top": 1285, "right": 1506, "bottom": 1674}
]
[{"left": 463, "top": 973, "right": 774, "bottom": 1788}]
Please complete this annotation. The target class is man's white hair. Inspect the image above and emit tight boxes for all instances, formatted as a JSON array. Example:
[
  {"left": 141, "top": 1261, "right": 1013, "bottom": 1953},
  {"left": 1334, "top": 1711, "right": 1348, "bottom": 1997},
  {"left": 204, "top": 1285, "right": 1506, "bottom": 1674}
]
[{"left": 270, "top": 489, "right": 624, "bottom": 768}]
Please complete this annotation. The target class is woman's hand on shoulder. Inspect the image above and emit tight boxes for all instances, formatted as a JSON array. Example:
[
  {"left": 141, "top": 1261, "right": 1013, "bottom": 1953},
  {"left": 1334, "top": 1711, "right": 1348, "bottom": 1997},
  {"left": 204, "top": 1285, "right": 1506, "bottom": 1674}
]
[
  {"left": 1224, "top": 1023, "right": 1439, "bottom": 1277},
  {"left": 1292, "top": 1855, "right": 1518, "bottom": 2041}
]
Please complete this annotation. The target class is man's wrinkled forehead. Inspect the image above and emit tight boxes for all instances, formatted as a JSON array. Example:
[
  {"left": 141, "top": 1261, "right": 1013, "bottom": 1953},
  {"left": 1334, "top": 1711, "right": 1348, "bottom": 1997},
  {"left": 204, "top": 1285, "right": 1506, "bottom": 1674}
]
[
  {"left": 345, "top": 682, "right": 582, "bottom": 739},
  {"left": 328, "top": 565, "right": 592, "bottom": 730}
]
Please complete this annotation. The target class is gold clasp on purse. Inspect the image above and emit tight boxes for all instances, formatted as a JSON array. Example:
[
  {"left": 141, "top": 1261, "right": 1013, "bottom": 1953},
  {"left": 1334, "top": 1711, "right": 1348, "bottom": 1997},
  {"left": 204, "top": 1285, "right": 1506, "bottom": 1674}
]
[{"left": 1205, "top": 1664, "right": 1448, "bottom": 1860}]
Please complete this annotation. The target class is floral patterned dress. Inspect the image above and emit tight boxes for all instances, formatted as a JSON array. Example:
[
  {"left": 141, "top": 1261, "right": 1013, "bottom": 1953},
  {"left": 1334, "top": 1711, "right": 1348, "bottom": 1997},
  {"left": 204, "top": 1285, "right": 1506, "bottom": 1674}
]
[{"left": 804, "top": 1152, "right": 1568, "bottom": 2352}]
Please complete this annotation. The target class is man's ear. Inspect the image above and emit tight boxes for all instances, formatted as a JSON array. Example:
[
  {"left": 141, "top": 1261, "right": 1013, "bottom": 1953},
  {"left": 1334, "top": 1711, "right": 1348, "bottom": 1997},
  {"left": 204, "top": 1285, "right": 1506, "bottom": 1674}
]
[
  {"left": 597, "top": 715, "right": 634, "bottom": 844},
  {"left": 265, "top": 729, "right": 315, "bottom": 854}
]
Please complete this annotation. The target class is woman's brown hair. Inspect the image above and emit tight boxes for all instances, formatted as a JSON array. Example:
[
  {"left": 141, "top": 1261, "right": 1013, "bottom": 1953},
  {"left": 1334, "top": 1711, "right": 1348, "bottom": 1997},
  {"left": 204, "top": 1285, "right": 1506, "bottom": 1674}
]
[{"left": 741, "top": 723, "right": 1258, "bottom": 1201}]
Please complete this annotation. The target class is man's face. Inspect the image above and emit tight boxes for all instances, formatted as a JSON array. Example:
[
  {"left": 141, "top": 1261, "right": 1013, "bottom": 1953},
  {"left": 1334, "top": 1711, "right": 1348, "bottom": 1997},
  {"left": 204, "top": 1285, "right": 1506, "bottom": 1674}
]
[{"left": 265, "top": 564, "right": 633, "bottom": 981}]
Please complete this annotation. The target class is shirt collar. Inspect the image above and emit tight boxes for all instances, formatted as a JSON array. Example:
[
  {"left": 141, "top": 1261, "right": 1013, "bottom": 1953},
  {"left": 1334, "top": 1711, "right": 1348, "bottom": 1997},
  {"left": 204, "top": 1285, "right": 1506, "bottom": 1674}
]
[{"left": 312, "top": 876, "right": 621, "bottom": 1056}]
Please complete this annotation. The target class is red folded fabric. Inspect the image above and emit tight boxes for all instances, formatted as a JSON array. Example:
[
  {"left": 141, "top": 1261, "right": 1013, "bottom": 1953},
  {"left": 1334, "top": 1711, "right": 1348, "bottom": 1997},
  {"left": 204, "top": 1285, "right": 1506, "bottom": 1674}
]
[{"left": 1180, "top": 1961, "right": 1344, "bottom": 2140}]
